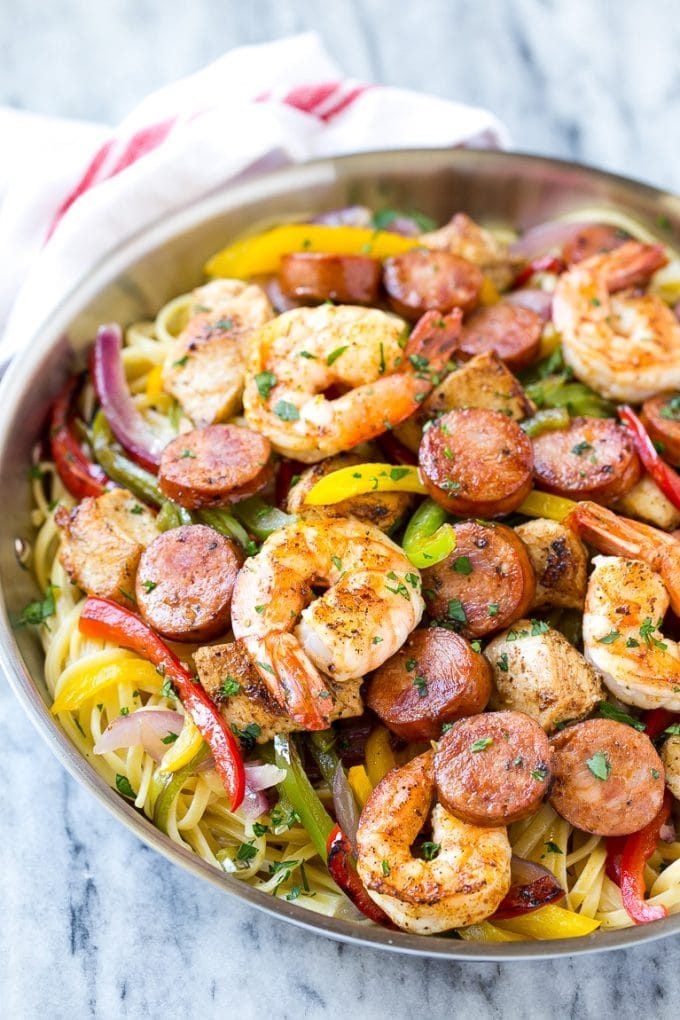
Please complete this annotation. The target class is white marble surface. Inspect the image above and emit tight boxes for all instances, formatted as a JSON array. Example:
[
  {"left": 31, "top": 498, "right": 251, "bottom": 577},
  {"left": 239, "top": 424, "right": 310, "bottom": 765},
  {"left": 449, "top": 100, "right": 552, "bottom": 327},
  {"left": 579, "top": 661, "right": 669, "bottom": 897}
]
[{"left": 3, "top": 1, "right": 680, "bottom": 1017}]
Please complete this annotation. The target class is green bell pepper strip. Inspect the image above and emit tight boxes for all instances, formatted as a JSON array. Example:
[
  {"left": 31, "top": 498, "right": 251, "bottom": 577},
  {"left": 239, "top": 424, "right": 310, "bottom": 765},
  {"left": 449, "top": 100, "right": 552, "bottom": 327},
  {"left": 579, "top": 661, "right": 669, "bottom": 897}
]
[
  {"left": 196, "top": 508, "right": 253, "bottom": 551},
  {"left": 520, "top": 407, "right": 571, "bottom": 438},
  {"left": 274, "top": 733, "right": 334, "bottom": 861},
  {"left": 525, "top": 374, "right": 615, "bottom": 419},
  {"left": 92, "top": 411, "right": 163, "bottom": 505},
  {"left": 152, "top": 743, "right": 211, "bottom": 833},
  {"left": 308, "top": 730, "right": 342, "bottom": 789},
  {"left": 232, "top": 496, "right": 295, "bottom": 541},
  {"left": 401, "top": 498, "right": 456, "bottom": 569}
]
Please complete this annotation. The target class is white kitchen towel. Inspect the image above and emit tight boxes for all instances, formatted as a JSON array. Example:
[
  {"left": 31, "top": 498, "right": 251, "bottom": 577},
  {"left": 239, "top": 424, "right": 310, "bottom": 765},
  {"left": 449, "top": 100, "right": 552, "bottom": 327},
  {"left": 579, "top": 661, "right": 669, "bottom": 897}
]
[{"left": 0, "top": 32, "right": 509, "bottom": 361}]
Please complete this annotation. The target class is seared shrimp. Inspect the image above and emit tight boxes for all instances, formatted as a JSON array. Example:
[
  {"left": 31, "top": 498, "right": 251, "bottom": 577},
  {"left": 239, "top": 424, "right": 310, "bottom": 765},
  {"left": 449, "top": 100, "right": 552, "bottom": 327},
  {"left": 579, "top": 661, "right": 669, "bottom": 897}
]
[
  {"left": 231, "top": 517, "right": 424, "bottom": 729},
  {"left": 567, "top": 501, "right": 680, "bottom": 709},
  {"left": 243, "top": 304, "right": 460, "bottom": 463},
  {"left": 163, "top": 278, "right": 273, "bottom": 427},
  {"left": 554, "top": 241, "right": 680, "bottom": 402},
  {"left": 355, "top": 752, "right": 511, "bottom": 934}
]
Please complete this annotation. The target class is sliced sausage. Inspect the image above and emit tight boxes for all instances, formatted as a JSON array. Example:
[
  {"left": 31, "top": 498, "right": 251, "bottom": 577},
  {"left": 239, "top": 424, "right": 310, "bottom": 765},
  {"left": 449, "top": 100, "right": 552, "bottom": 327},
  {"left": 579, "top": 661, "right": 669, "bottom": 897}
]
[
  {"left": 383, "top": 249, "right": 483, "bottom": 321},
  {"left": 458, "top": 303, "right": 543, "bottom": 372},
  {"left": 159, "top": 424, "right": 273, "bottom": 509},
  {"left": 562, "top": 224, "right": 629, "bottom": 265},
  {"left": 421, "top": 522, "right": 535, "bottom": 638},
  {"left": 434, "top": 710, "right": 552, "bottom": 826},
  {"left": 532, "top": 417, "right": 640, "bottom": 505},
  {"left": 419, "top": 407, "right": 534, "bottom": 517},
  {"left": 136, "top": 524, "right": 241, "bottom": 642},
  {"left": 365, "top": 627, "right": 491, "bottom": 741},
  {"left": 279, "top": 253, "right": 381, "bottom": 305},
  {"left": 549, "top": 719, "right": 665, "bottom": 836},
  {"left": 641, "top": 394, "right": 680, "bottom": 467}
]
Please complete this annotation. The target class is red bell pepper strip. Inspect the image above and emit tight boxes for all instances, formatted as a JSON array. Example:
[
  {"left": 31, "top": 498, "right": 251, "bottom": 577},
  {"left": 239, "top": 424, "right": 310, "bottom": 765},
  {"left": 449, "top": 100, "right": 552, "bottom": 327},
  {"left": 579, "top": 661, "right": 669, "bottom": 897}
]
[
  {"left": 326, "top": 825, "right": 394, "bottom": 927},
  {"left": 513, "top": 253, "right": 566, "bottom": 289},
  {"left": 618, "top": 791, "right": 672, "bottom": 924},
  {"left": 50, "top": 377, "right": 109, "bottom": 499},
  {"left": 643, "top": 707, "right": 680, "bottom": 740},
  {"left": 79, "top": 596, "right": 245, "bottom": 811},
  {"left": 618, "top": 405, "right": 680, "bottom": 512}
]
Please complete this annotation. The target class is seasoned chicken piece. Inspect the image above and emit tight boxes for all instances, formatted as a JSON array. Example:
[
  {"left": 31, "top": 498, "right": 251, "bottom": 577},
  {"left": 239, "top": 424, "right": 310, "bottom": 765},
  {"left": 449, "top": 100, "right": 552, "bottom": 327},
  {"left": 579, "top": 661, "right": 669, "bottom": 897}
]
[
  {"left": 194, "top": 640, "right": 363, "bottom": 743},
  {"left": 162, "top": 279, "right": 273, "bottom": 427},
  {"left": 55, "top": 489, "right": 158, "bottom": 606},
  {"left": 514, "top": 518, "right": 588, "bottom": 611},
  {"left": 419, "top": 212, "right": 521, "bottom": 291},
  {"left": 613, "top": 475, "right": 680, "bottom": 531},
  {"left": 661, "top": 736, "right": 680, "bottom": 801},
  {"left": 395, "top": 350, "right": 534, "bottom": 453},
  {"left": 485, "top": 621, "right": 603, "bottom": 732}
]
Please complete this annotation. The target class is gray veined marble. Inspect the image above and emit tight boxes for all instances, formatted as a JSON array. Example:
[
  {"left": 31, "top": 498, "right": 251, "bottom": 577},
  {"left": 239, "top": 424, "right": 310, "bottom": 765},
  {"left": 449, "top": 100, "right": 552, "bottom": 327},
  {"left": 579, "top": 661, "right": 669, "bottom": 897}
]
[{"left": 3, "top": 0, "right": 680, "bottom": 1017}]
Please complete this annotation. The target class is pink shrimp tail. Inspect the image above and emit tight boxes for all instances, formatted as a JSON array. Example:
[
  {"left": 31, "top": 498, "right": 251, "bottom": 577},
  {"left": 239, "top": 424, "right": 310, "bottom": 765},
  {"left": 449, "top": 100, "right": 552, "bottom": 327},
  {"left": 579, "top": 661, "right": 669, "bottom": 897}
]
[
  {"left": 585, "top": 241, "right": 668, "bottom": 293},
  {"left": 265, "top": 631, "right": 333, "bottom": 730}
]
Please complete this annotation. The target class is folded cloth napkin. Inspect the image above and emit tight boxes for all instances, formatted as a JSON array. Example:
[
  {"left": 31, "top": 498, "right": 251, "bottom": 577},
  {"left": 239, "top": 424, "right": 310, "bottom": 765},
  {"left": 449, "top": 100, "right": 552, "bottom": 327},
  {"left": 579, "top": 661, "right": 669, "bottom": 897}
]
[{"left": 0, "top": 32, "right": 508, "bottom": 362}]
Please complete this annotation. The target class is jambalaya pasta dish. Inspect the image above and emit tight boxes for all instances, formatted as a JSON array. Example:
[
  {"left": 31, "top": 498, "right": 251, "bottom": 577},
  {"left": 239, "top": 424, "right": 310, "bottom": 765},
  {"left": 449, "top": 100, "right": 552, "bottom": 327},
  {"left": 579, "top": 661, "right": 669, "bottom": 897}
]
[{"left": 20, "top": 202, "right": 680, "bottom": 943}]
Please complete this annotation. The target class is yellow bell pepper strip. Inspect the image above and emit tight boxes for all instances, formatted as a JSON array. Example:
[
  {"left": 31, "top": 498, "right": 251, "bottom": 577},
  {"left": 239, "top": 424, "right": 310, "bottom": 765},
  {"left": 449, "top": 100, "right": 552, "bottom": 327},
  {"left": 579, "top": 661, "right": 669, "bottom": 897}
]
[
  {"left": 517, "top": 490, "right": 576, "bottom": 522},
  {"left": 51, "top": 654, "right": 162, "bottom": 714},
  {"left": 365, "top": 726, "right": 397, "bottom": 787},
  {"left": 305, "top": 463, "right": 427, "bottom": 506},
  {"left": 205, "top": 224, "right": 419, "bottom": 279},
  {"left": 348, "top": 765, "right": 373, "bottom": 808},
  {"left": 159, "top": 711, "right": 205, "bottom": 772},
  {"left": 494, "top": 903, "right": 601, "bottom": 939},
  {"left": 145, "top": 364, "right": 164, "bottom": 400},
  {"left": 402, "top": 498, "right": 457, "bottom": 569},
  {"left": 457, "top": 922, "right": 526, "bottom": 943}
]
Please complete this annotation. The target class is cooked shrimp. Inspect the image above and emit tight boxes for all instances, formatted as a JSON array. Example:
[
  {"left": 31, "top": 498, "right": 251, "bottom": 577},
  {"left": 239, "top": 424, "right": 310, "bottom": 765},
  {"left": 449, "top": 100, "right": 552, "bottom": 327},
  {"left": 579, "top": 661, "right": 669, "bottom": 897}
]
[
  {"left": 163, "top": 278, "right": 273, "bottom": 427},
  {"left": 230, "top": 516, "right": 424, "bottom": 729},
  {"left": 554, "top": 240, "right": 680, "bottom": 402},
  {"left": 242, "top": 304, "right": 460, "bottom": 463},
  {"left": 567, "top": 501, "right": 680, "bottom": 709},
  {"left": 355, "top": 752, "right": 511, "bottom": 934}
]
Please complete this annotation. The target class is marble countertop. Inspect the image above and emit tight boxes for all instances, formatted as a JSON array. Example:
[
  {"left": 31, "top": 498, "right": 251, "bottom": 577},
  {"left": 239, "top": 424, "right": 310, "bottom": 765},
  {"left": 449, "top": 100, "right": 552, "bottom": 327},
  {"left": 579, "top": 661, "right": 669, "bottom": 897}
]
[{"left": 3, "top": 2, "right": 680, "bottom": 1017}]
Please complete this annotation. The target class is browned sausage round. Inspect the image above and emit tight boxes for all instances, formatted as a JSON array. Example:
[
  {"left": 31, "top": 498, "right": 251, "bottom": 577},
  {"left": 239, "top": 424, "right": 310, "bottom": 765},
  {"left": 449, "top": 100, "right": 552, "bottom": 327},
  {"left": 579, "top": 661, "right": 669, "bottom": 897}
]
[
  {"left": 365, "top": 627, "right": 491, "bottom": 741},
  {"left": 419, "top": 408, "right": 534, "bottom": 517},
  {"left": 421, "top": 522, "right": 535, "bottom": 637},
  {"left": 278, "top": 253, "right": 382, "bottom": 305},
  {"left": 562, "top": 224, "right": 628, "bottom": 265},
  {"left": 383, "top": 249, "right": 483, "bottom": 321},
  {"left": 641, "top": 393, "right": 680, "bottom": 467},
  {"left": 135, "top": 524, "right": 241, "bottom": 642},
  {"left": 532, "top": 417, "right": 640, "bottom": 505},
  {"left": 434, "top": 710, "right": 552, "bottom": 826},
  {"left": 549, "top": 719, "right": 665, "bottom": 836},
  {"left": 458, "top": 303, "right": 543, "bottom": 371},
  {"left": 159, "top": 425, "right": 273, "bottom": 509}
]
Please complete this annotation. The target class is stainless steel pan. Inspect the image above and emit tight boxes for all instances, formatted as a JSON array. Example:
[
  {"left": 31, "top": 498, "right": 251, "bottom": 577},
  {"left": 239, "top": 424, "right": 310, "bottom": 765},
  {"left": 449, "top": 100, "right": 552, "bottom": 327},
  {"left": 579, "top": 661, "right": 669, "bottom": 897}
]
[{"left": 2, "top": 149, "right": 679, "bottom": 959}]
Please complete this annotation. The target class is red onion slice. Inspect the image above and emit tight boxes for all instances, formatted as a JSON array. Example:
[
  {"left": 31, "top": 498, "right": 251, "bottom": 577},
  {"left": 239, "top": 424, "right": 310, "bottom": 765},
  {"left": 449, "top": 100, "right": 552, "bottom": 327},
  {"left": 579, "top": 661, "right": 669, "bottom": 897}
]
[
  {"left": 240, "top": 763, "right": 287, "bottom": 820},
  {"left": 492, "top": 855, "right": 564, "bottom": 920},
  {"left": 504, "top": 288, "right": 554, "bottom": 322},
  {"left": 310, "top": 206, "right": 373, "bottom": 228},
  {"left": 94, "top": 708, "right": 184, "bottom": 762},
  {"left": 332, "top": 766, "right": 360, "bottom": 848},
  {"left": 510, "top": 221, "right": 590, "bottom": 260},
  {"left": 93, "top": 324, "right": 166, "bottom": 471}
]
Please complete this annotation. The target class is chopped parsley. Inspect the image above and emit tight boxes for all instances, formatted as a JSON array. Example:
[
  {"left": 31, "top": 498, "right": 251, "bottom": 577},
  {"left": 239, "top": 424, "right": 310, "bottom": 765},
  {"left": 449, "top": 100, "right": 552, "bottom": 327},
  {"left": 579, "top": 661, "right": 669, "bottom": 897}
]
[
  {"left": 160, "top": 678, "right": 177, "bottom": 701},
  {"left": 531, "top": 766, "right": 548, "bottom": 782},
  {"left": 626, "top": 637, "right": 640, "bottom": 648},
  {"left": 298, "top": 350, "right": 316, "bottom": 359},
  {"left": 571, "top": 441, "right": 593, "bottom": 456},
  {"left": 470, "top": 737, "right": 493, "bottom": 753},
  {"left": 639, "top": 616, "right": 667, "bottom": 650},
  {"left": 597, "top": 629, "right": 620, "bottom": 644},
  {"left": 420, "top": 841, "right": 441, "bottom": 861},
  {"left": 273, "top": 400, "right": 300, "bottom": 422},
  {"left": 405, "top": 572, "right": 420, "bottom": 588},
  {"left": 405, "top": 658, "right": 417, "bottom": 672},
  {"left": 597, "top": 700, "right": 645, "bottom": 730},
  {"left": 236, "top": 841, "right": 258, "bottom": 864},
  {"left": 255, "top": 661, "right": 275, "bottom": 674},
  {"left": 659, "top": 395, "right": 680, "bottom": 421},
  {"left": 488, "top": 603, "right": 499, "bottom": 617},
  {"left": 372, "top": 635, "right": 383, "bottom": 645},
  {"left": 141, "top": 580, "right": 157, "bottom": 593},
  {"left": 221, "top": 676, "right": 241, "bottom": 698},
  {"left": 231, "top": 722, "right": 262, "bottom": 751},
  {"left": 130, "top": 504, "right": 144, "bottom": 515},
  {"left": 161, "top": 732, "right": 179, "bottom": 744},
  {"left": 452, "top": 555, "right": 473, "bottom": 575},
  {"left": 381, "top": 859, "right": 391, "bottom": 876},
  {"left": 447, "top": 598, "right": 467, "bottom": 624},
  {"left": 120, "top": 707, "right": 129, "bottom": 716},
  {"left": 544, "top": 841, "right": 563, "bottom": 855},
  {"left": 378, "top": 342, "right": 386, "bottom": 375},
  {"left": 409, "top": 353, "right": 430, "bottom": 371},
  {"left": 651, "top": 768, "right": 661, "bottom": 780},
  {"left": 214, "top": 317, "right": 233, "bottom": 330},
  {"left": 413, "top": 675, "right": 428, "bottom": 697},
  {"left": 585, "top": 751, "right": 611, "bottom": 781},
  {"left": 389, "top": 466, "right": 411, "bottom": 481},
  {"left": 172, "top": 355, "right": 189, "bottom": 368},
  {"left": 252, "top": 822, "right": 270, "bottom": 837},
  {"left": 331, "top": 556, "right": 343, "bottom": 571},
  {"left": 530, "top": 619, "right": 550, "bottom": 636},
  {"left": 115, "top": 774, "right": 136, "bottom": 799},
  {"left": 497, "top": 652, "right": 509, "bottom": 673},
  {"left": 180, "top": 448, "right": 196, "bottom": 459},
  {"left": 19, "top": 584, "right": 57, "bottom": 627},
  {"left": 326, "top": 345, "right": 349, "bottom": 366},
  {"left": 254, "top": 370, "right": 277, "bottom": 399}
]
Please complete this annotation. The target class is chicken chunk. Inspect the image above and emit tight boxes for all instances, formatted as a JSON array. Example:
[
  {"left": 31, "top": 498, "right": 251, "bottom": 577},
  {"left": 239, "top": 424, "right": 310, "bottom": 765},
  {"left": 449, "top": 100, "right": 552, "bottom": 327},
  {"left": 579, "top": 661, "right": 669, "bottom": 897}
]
[
  {"left": 485, "top": 621, "right": 603, "bottom": 732},
  {"left": 514, "top": 519, "right": 589, "bottom": 611},
  {"left": 194, "top": 640, "right": 363, "bottom": 743},
  {"left": 661, "top": 736, "right": 680, "bottom": 802},
  {"left": 162, "top": 279, "right": 273, "bottom": 427},
  {"left": 395, "top": 351, "right": 534, "bottom": 453},
  {"left": 613, "top": 475, "right": 680, "bottom": 531},
  {"left": 56, "top": 489, "right": 159, "bottom": 605}
]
